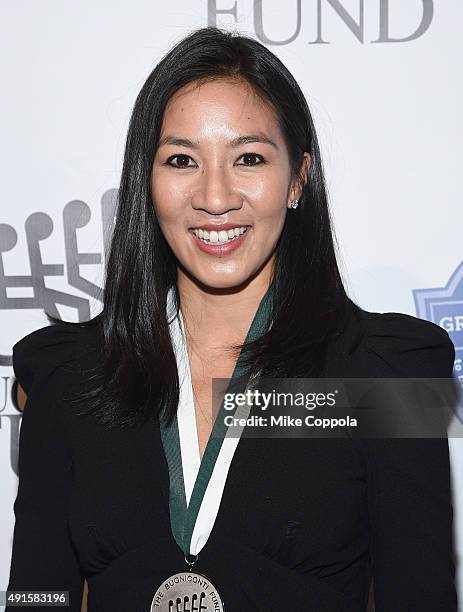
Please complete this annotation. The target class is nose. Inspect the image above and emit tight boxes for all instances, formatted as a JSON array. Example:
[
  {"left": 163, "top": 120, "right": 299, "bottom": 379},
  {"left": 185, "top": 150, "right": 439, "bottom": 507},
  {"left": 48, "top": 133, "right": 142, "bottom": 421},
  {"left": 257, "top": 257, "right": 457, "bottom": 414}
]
[{"left": 191, "top": 164, "right": 243, "bottom": 215}]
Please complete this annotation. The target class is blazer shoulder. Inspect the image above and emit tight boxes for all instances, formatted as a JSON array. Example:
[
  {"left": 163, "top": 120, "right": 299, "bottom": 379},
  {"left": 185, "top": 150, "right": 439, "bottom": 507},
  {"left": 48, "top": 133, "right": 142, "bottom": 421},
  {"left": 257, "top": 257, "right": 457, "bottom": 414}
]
[
  {"left": 12, "top": 318, "right": 102, "bottom": 398},
  {"left": 361, "top": 309, "right": 455, "bottom": 378}
]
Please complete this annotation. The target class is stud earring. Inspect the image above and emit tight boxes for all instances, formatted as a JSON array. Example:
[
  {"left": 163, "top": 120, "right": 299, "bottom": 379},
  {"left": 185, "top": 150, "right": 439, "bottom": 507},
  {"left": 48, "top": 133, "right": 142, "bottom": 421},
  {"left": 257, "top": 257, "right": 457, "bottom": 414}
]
[{"left": 290, "top": 199, "right": 299, "bottom": 209}]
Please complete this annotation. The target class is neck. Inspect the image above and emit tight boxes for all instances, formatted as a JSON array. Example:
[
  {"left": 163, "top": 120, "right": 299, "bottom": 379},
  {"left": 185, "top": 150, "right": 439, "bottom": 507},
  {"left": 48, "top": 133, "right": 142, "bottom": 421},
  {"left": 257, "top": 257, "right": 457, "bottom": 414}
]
[{"left": 176, "top": 269, "right": 273, "bottom": 354}]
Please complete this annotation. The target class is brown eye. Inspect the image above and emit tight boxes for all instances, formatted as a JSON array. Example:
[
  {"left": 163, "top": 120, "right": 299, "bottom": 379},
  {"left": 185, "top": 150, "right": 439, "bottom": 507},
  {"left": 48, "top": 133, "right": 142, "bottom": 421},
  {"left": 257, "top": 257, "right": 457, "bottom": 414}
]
[
  {"left": 237, "top": 153, "right": 265, "bottom": 166},
  {"left": 166, "top": 154, "right": 196, "bottom": 168}
]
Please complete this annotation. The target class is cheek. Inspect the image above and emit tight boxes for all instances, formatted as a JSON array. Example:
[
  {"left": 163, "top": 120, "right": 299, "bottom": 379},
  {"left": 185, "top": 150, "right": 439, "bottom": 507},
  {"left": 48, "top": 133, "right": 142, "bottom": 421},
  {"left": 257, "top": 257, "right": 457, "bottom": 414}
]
[
  {"left": 254, "top": 175, "right": 288, "bottom": 211},
  {"left": 152, "top": 172, "right": 184, "bottom": 198},
  {"left": 151, "top": 176, "right": 184, "bottom": 225},
  {"left": 252, "top": 189, "right": 288, "bottom": 227},
  {"left": 255, "top": 185, "right": 288, "bottom": 241},
  {"left": 154, "top": 212, "right": 183, "bottom": 250}
]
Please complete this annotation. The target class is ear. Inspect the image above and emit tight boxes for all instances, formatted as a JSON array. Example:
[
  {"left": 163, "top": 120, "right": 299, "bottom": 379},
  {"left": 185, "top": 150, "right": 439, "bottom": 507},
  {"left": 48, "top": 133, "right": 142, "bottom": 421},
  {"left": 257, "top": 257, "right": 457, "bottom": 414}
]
[{"left": 287, "top": 152, "right": 312, "bottom": 209}]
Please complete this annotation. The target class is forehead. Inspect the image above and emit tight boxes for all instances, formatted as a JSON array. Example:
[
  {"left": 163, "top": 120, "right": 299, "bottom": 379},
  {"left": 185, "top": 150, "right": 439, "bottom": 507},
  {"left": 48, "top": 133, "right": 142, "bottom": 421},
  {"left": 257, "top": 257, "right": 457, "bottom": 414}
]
[{"left": 160, "top": 78, "right": 282, "bottom": 141}]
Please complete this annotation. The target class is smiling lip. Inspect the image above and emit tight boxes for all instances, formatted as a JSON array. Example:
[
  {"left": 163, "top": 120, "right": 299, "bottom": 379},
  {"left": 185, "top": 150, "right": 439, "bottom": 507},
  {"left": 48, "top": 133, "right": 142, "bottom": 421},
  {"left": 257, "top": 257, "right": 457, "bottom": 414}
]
[
  {"left": 190, "top": 223, "right": 250, "bottom": 231},
  {"left": 190, "top": 226, "right": 251, "bottom": 257}
]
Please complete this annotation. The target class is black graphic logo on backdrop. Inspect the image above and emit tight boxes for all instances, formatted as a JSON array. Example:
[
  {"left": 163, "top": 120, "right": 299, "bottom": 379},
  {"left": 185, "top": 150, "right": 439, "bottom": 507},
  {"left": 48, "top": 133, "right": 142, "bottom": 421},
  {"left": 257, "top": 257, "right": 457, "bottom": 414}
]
[
  {"left": 0, "top": 188, "right": 118, "bottom": 367},
  {"left": 1, "top": 189, "right": 118, "bottom": 475}
]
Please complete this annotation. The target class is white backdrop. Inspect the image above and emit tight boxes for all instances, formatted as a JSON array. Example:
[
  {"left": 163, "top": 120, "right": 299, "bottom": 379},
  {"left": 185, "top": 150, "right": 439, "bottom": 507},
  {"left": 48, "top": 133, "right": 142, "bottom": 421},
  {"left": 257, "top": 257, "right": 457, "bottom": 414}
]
[{"left": 1, "top": 1, "right": 462, "bottom": 609}]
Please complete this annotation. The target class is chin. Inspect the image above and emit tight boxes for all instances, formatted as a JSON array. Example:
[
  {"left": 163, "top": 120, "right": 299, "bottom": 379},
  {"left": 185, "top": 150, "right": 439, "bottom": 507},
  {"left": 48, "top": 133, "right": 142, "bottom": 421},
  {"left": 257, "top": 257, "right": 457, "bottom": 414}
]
[{"left": 191, "top": 270, "right": 254, "bottom": 292}]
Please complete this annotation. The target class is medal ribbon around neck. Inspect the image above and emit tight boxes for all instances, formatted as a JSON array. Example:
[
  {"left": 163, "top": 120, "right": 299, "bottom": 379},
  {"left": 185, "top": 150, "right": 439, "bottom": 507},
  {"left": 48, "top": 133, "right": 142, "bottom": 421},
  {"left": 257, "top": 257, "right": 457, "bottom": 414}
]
[{"left": 159, "top": 282, "right": 275, "bottom": 562}]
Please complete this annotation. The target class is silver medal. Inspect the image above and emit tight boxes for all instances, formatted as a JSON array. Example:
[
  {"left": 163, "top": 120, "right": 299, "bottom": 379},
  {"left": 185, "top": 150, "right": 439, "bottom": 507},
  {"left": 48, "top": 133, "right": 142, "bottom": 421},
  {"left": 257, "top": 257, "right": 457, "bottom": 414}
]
[{"left": 150, "top": 570, "right": 225, "bottom": 611}]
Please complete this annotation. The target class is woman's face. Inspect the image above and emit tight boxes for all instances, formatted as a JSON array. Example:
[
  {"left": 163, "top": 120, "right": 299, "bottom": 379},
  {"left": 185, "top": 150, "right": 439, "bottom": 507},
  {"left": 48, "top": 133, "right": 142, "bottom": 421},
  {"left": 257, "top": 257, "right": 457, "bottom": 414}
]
[{"left": 151, "top": 77, "right": 310, "bottom": 291}]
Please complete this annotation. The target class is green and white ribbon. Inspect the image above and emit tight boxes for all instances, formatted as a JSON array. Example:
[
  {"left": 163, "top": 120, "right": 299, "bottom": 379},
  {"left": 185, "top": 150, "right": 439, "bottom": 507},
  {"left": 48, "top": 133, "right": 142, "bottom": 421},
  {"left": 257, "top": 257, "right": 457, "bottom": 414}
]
[{"left": 160, "top": 283, "right": 274, "bottom": 558}]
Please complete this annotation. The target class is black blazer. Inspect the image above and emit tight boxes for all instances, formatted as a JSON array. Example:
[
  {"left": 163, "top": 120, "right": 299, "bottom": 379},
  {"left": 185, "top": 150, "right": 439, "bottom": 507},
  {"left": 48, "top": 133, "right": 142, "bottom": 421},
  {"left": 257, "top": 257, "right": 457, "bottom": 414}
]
[{"left": 6, "top": 300, "right": 458, "bottom": 611}]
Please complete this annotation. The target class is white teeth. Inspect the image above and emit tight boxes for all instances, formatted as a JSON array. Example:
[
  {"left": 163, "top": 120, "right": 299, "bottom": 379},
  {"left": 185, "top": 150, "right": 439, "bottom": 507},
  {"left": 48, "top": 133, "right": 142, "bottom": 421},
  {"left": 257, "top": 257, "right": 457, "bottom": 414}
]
[{"left": 192, "top": 226, "right": 248, "bottom": 244}]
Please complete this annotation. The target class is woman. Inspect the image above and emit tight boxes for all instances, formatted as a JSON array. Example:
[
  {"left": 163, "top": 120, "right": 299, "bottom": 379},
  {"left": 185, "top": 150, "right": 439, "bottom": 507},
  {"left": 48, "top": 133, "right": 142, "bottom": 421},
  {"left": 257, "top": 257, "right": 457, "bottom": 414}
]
[{"left": 6, "top": 26, "right": 457, "bottom": 611}]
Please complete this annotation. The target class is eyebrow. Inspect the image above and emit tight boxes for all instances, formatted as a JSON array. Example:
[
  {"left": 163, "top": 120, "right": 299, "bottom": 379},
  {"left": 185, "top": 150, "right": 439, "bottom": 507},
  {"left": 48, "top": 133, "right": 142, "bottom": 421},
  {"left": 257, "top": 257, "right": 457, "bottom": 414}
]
[{"left": 158, "top": 133, "right": 278, "bottom": 150}]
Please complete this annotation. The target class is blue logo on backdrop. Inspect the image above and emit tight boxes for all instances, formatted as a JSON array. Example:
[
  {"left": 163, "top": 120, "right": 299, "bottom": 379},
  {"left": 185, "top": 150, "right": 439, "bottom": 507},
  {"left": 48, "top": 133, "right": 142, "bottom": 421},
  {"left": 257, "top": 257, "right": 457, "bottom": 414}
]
[{"left": 413, "top": 261, "right": 463, "bottom": 422}]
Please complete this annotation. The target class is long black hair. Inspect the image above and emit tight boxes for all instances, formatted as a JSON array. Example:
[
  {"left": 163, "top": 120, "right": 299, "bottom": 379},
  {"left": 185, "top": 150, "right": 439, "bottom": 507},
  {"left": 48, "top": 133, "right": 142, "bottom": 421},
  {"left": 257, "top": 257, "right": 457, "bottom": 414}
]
[{"left": 46, "top": 26, "right": 364, "bottom": 429}]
